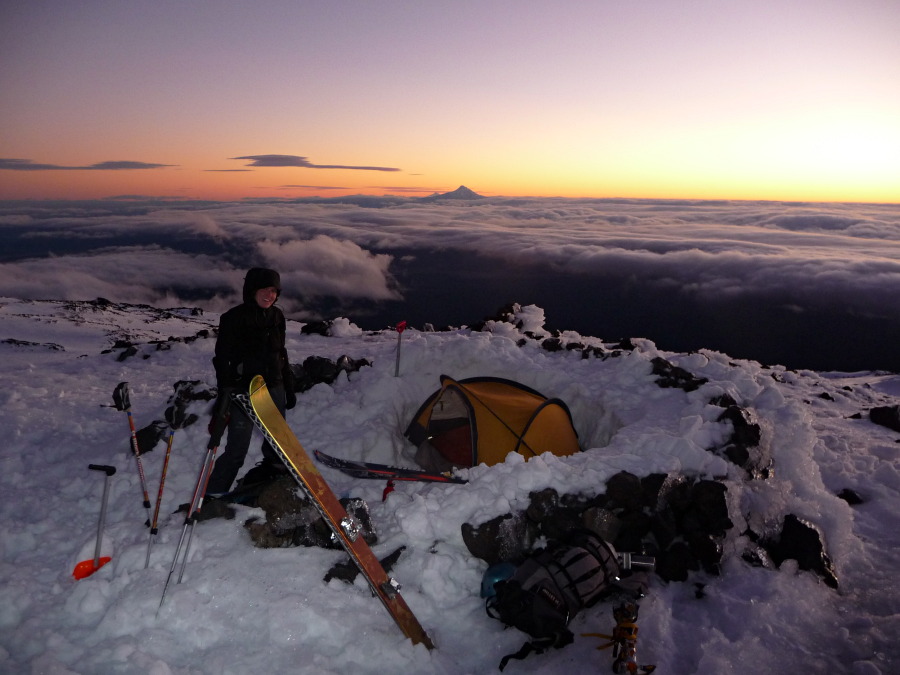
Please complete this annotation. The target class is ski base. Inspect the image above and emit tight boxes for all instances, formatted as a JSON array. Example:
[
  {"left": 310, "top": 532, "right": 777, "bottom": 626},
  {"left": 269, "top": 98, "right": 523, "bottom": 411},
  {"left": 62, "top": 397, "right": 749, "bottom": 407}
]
[{"left": 314, "top": 449, "right": 467, "bottom": 484}]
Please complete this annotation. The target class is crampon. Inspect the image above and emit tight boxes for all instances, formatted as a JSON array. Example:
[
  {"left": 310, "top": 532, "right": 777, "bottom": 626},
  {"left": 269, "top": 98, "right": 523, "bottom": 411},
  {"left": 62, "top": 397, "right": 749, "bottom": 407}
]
[{"left": 583, "top": 602, "right": 656, "bottom": 674}]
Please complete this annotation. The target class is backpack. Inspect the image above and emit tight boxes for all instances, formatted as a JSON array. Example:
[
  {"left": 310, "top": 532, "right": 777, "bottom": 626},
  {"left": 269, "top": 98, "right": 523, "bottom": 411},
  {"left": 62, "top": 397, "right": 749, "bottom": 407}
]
[{"left": 485, "top": 529, "right": 620, "bottom": 669}]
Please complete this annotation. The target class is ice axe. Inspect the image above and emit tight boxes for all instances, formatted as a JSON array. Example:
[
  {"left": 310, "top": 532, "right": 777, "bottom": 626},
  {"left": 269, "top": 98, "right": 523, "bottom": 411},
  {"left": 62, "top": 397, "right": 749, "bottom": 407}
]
[
  {"left": 393, "top": 320, "right": 407, "bottom": 377},
  {"left": 73, "top": 464, "right": 116, "bottom": 580}
]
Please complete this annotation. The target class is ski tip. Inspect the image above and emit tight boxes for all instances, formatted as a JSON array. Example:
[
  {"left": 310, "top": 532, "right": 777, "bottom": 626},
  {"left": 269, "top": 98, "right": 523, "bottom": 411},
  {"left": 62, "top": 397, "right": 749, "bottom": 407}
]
[{"left": 248, "top": 374, "right": 267, "bottom": 395}]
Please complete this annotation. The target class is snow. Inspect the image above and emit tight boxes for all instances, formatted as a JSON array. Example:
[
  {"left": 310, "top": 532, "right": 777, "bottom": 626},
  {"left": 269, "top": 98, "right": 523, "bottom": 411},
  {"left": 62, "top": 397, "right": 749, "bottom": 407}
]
[{"left": 1, "top": 297, "right": 898, "bottom": 674}]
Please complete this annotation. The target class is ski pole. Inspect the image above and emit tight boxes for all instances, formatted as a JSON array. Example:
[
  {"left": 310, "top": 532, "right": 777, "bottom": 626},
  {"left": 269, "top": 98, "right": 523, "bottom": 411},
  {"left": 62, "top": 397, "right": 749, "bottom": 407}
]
[
  {"left": 145, "top": 429, "right": 174, "bottom": 569},
  {"left": 178, "top": 448, "right": 216, "bottom": 584},
  {"left": 157, "top": 445, "right": 216, "bottom": 615},
  {"left": 145, "top": 404, "right": 187, "bottom": 569},
  {"left": 157, "top": 389, "right": 231, "bottom": 616},
  {"left": 394, "top": 320, "right": 407, "bottom": 377},
  {"left": 112, "top": 382, "right": 152, "bottom": 526}
]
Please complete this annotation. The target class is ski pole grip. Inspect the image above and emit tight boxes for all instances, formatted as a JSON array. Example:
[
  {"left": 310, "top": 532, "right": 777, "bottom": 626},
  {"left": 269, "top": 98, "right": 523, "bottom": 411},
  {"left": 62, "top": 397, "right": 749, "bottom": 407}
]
[
  {"left": 89, "top": 464, "right": 117, "bottom": 476},
  {"left": 212, "top": 390, "right": 232, "bottom": 419},
  {"left": 207, "top": 387, "right": 235, "bottom": 448}
]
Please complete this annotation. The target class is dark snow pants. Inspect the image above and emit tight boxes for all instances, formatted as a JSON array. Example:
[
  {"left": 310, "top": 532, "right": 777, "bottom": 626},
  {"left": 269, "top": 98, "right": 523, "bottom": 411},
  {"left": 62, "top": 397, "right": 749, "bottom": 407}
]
[{"left": 205, "top": 384, "right": 286, "bottom": 495}]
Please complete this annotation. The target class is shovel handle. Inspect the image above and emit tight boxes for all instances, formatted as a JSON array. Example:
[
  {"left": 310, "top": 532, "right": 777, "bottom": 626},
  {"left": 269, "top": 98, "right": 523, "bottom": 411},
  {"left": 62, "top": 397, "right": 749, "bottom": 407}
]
[
  {"left": 88, "top": 464, "right": 115, "bottom": 568},
  {"left": 89, "top": 464, "right": 117, "bottom": 476}
]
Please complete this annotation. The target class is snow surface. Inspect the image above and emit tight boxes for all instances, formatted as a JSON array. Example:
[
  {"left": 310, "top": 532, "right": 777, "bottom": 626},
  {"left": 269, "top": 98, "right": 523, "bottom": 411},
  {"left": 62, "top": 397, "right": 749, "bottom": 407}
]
[{"left": 0, "top": 298, "right": 898, "bottom": 674}]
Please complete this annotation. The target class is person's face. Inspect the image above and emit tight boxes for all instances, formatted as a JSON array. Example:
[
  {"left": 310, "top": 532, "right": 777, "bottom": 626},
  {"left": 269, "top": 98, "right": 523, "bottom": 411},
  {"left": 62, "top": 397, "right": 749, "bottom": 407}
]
[{"left": 255, "top": 286, "right": 278, "bottom": 308}]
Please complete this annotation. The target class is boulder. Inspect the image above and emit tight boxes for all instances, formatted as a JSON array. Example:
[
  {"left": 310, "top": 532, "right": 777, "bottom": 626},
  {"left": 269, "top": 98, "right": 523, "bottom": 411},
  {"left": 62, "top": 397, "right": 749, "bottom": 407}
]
[
  {"left": 766, "top": 514, "right": 838, "bottom": 588},
  {"left": 870, "top": 405, "right": 900, "bottom": 432}
]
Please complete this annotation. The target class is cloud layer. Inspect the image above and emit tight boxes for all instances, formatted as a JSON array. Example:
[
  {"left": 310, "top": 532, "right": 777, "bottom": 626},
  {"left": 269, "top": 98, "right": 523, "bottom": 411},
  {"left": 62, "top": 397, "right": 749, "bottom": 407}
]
[{"left": 1, "top": 196, "right": 898, "bottom": 369}]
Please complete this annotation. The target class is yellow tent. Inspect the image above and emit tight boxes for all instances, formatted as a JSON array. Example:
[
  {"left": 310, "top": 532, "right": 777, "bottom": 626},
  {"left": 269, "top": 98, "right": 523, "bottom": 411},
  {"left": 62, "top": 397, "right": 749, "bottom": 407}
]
[{"left": 405, "top": 375, "right": 581, "bottom": 469}]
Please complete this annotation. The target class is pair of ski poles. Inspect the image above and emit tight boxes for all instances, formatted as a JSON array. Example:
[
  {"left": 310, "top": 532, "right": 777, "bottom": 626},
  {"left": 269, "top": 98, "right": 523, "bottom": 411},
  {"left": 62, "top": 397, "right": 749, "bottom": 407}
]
[
  {"left": 157, "top": 388, "right": 232, "bottom": 616},
  {"left": 113, "top": 382, "right": 185, "bottom": 569}
]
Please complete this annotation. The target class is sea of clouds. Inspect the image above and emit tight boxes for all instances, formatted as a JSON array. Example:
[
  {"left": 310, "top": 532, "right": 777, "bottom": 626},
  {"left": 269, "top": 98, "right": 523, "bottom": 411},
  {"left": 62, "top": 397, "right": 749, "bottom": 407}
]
[{"left": 1, "top": 196, "right": 898, "bottom": 371}]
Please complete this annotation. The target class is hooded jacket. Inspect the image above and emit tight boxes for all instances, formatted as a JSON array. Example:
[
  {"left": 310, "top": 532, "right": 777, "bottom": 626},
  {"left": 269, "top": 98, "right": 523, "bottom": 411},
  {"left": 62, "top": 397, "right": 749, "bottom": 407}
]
[{"left": 213, "top": 268, "right": 290, "bottom": 389}]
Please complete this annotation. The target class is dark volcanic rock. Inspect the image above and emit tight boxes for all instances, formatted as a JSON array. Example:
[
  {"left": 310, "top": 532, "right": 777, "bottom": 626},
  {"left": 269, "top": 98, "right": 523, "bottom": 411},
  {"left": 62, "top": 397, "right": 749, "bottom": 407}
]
[
  {"left": 605, "top": 471, "right": 644, "bottom": 511},
  {"left": 837, "top": 488, "right": 864, "bottom": 505},
  {"left": 710, "top": 398, "right": 770, "bottom": 477},
  {"left": 767, "top": 514, "right": 838, "bottom": 588},
  {"left": 300, "top": 320, "right": 331, "bottom": 336},
  {"left": 461, "top": 512, "right": 537, "bottom": 566},
  {"left": 581, "top": 506, "right": 622, "bottom": 544},
  {"left": 655, "top": 541, "right": 699, "bottom": 582},
  {"left": 869, "top": 405, "right": 900, "bottom": 432},
  {"left": 524, "top": 488, "right": 589, "bottom": 539},
  {"left": 245, "top": 477, "right": 376, "bottom": 549},
  {"left": 290, "top": 355, "right": 371, "bottom": 393},
  {"left": 540, "top": 337, "right": 564, "bottom": 352},
  {"left": 640, "top": 473, "right": 668, "bottom": 510},
  {"left": 651, "top": 357, "right": 709, "bottom": 392},
  {"left": 686, "top": 480, "right": 733, "bottom": 537},
  {"left": 460, "top": 470, "right": 837, "bottom": 593},
  {"left": 134, "top": 419, "right": 169, "bottom": 454},
  {"left": 163, "top": 379, "right": 211, "bottom": 429}
]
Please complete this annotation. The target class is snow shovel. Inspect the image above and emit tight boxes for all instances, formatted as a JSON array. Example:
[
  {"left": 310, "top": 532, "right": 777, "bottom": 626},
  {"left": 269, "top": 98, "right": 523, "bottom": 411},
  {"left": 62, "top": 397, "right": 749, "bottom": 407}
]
[{"left": 73, "top": 464, "right": 116, "bottom": 580}]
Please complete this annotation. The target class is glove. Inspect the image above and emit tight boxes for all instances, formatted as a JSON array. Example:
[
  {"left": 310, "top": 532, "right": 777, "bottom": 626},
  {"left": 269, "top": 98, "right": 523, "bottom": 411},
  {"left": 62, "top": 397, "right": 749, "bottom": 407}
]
[
  {"left": 285, "top": 387, "right": 297, "bottom": 410},
  {"left": 208, "top": 412, "right": 230, "bottom": 436},
  {"left": 208, "top": 386, "right": 235, "bottom": 444}
]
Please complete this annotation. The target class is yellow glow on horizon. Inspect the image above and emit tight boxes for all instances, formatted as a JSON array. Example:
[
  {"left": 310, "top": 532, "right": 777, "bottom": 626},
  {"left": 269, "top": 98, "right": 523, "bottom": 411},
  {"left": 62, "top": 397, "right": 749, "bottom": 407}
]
[{"left": 1, "top": 127, "right": 897, "bottom": 205}]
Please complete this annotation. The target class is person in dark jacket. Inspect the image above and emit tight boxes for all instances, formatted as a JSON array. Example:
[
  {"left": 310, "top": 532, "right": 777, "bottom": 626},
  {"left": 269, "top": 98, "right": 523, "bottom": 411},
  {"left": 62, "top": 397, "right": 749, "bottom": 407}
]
[{"left": 205, "top": 267, "right": 296, "bottom": 496}]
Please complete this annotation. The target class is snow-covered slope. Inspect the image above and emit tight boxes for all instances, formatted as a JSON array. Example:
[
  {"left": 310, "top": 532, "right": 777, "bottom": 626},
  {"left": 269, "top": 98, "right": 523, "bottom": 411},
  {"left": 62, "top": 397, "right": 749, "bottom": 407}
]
[{"left": 1, "top": 297, "right": 897, "bottom": 674}]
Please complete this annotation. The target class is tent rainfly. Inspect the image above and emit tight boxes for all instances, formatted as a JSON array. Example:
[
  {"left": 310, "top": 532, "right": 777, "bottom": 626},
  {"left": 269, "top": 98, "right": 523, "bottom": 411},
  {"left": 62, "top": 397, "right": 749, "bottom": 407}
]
[{"left": 405, "top": 375, "right": 581, "bottom": 471}]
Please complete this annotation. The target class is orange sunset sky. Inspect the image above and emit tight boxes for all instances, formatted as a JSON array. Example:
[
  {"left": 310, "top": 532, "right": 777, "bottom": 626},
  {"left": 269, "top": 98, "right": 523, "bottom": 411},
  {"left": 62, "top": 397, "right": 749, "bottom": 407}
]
[{"left": 1, "top": 0, "right": 898, "bottom": 203}]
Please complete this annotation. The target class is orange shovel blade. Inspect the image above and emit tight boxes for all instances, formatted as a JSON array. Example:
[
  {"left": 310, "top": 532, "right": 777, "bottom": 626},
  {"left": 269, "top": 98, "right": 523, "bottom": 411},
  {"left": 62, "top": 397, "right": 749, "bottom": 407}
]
[{"left": 73, "top": 556, "right": 111, "bottom": 580}]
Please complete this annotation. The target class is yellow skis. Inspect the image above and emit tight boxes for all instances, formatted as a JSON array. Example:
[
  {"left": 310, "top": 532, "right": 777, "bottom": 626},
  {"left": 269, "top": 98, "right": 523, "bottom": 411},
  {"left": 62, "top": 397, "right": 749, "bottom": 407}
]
[{"left": 242, "top": 375, "right": 434, "bottom": 650}]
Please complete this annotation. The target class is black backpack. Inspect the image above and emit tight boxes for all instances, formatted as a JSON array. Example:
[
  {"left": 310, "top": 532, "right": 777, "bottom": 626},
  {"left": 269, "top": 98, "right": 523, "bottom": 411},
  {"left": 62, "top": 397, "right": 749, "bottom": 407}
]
[{"left": 486, "top": 529, "right": 620, "bottom": 669}]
